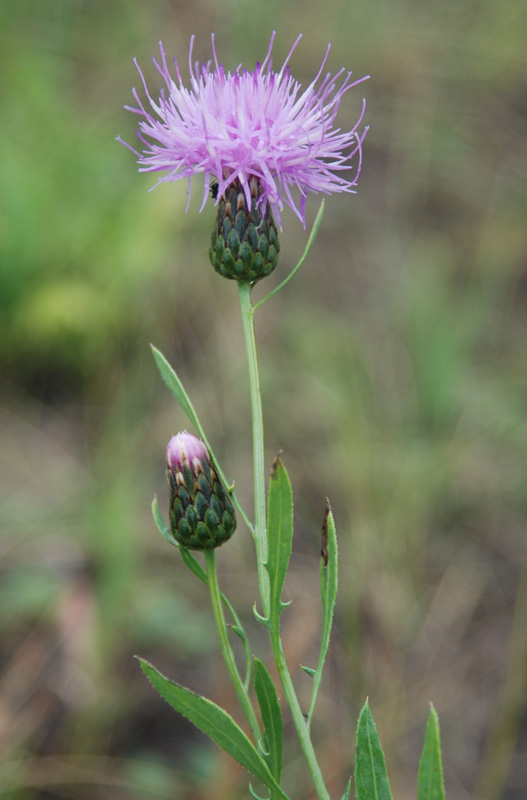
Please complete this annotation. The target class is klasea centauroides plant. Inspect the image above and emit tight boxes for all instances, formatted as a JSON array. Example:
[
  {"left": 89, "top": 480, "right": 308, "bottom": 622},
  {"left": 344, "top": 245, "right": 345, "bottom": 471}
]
[{"left": 120, "top": 32, "right": 446, "bottom": 800}]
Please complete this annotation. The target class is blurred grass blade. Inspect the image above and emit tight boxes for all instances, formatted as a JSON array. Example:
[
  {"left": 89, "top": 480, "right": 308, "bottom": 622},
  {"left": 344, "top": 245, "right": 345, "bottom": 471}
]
[
  {"left": 339, "top": 778, "right": 352, "bottom": 800},
  {"left": 307, "top": 501, "right": 338, "bottom": 726},
  {"left": 265, "top": 454, "right": 293, "bottom": 634},
  {"left": 418, "top": 705, "right": 445, "bottom": 800},
  {"left": 139, "top": 659, "right": 291, "bottom": 800},
  {"left": 355, "top": 700, "right": 394, "bottom": 800},
  {"left": 253, "top": 657, "right": 283, "bottom": 782}
]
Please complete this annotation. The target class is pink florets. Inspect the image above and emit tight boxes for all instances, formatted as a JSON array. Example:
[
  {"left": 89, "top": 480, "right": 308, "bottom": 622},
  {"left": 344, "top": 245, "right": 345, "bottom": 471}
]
[
  {"left": 119, "top": 32, "right": 368, "bottom": 228},
  {"left": 166, "top": 432, "right": 209, "bottom": 475}
]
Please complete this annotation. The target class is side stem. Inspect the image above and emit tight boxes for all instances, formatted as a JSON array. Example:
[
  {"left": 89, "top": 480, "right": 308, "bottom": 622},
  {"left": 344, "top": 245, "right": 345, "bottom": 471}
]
[
  {"left": 237, "top": 281, "right": 270, "bottom": 617},
  {"left": 205, "top": 548, "right": 261, "bottom": 744}
]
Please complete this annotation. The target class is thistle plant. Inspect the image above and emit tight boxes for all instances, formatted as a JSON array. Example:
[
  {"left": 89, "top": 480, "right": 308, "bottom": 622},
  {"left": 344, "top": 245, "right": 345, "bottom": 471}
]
[{"left": 120, "top": 32, "right": 446, "bottom": 800}]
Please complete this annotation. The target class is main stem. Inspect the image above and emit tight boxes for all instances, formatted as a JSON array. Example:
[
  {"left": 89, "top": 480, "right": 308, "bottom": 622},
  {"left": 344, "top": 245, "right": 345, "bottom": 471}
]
[
  {"left": 237, "top": 281, "right": 270, "bottom": 618},
  {"left": 272, "top": 634, "right": 331, "bottom": 800},
  {"left": 237, "top": 281, "right": 330, "bottom": 800},
  {"left": 205, "top": 549, "right": 261, "bottom": 744}
]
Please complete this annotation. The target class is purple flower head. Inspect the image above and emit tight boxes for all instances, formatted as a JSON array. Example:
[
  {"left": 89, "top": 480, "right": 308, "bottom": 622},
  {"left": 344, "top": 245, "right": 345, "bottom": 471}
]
[
  {"left": 166, "top": 431, "right": 209, "bottom": 477},
  {"left": 119, "top": 32, "right": 369, "bottom": 228}
]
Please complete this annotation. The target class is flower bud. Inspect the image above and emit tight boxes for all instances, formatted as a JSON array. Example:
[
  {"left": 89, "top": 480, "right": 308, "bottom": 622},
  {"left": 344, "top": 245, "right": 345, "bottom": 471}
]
[
  {"left": 209, "top": 177, "right": 280, "bottom": 283},
  {"left": 166, "top": 432, "right": 236, "bottom": 550}
]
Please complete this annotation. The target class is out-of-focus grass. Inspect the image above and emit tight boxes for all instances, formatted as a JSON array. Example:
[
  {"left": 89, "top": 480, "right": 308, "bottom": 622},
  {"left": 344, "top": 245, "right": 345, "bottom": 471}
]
[{"left": 0, "top": 1, "right": 526, "bottom": 799}]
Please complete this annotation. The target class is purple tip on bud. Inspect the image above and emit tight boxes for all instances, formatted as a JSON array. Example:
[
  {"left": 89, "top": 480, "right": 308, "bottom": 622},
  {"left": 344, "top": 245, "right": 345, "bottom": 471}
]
[{"left": 166, "top": 431, "right": 209, "bottom": 473}]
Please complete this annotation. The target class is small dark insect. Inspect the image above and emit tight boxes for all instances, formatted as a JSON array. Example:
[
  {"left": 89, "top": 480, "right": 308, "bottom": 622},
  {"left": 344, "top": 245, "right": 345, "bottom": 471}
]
[{"left": 210, "top": 181, "right": 219, "bottom": 200}]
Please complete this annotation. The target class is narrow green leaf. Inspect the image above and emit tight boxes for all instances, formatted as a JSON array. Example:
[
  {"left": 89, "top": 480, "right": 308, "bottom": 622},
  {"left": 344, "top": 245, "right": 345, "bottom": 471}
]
[
  {"left": 355, "top": 700, "right": 394, "bottom": 800},
  {"left": 339, "top": 778, "right": 352, "bottom": 800},
  {"left": 320, "top": 503, "right": 338, "bottom": 629},
  {"left": 152, "top": 498, "right": 210, "bottom": 586},
  {"left": 139, "top": 659, "right": 290, "bottom": 800},
  {"left": 418, "top": 705, "right": 445, "bottom": 800},
  {"left": 177, "top": 543, "right": 208, "bottom": 582},
  {"left": 151, "top": 345, "right": 200, "bottom": 430},
  {"left": 254, "top": 603, "right": 268, "bottom": 625},
  {"left": 307, "top": 501, "right": 338, "bottom": 725},
  {"left": 253, "top": 200, "right": 325, "bottom": 310},
  {"left": 301, "top": 665, "right": 317, "bottom": 678},
  {"left": 253, "top": 658, "right": 283, "bottom": 782},
  {"left": 150, "top": 345, "right": 253, "bottom": 533},
  {"left": 265, "top": 455, "right": 293, "bottom": 635},
  {"left": 151, "top": 496, "right": 177, "bottom": 546}
]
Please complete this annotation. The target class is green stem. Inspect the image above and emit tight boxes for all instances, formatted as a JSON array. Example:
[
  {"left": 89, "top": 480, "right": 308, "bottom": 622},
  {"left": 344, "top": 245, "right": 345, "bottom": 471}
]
[
  {"left": 205, "top": 549, "right": 261, "bottom": 744},
  {"left": 238, "top": 281, "right": 330, "bottom": 800},
  {"left": 237, "top": 281, "right": 270, "bottom": 617},
  {"left": 271, "top": 633, "right": 331, "bottom": 800}
]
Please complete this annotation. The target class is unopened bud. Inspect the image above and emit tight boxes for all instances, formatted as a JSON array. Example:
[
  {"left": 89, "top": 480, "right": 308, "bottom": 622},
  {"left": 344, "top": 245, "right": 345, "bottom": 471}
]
[{"left": 166, "top": 432, "right": 236, "bottom": 550}]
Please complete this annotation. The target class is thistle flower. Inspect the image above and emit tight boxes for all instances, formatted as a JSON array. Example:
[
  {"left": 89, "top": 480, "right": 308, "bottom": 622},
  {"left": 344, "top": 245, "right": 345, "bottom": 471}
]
[
  {"left": 166, "top": 432, "right": 236, "bottom": 550},
  {"left": 119, "top": 32, "right": 368, "bottom": 230}
]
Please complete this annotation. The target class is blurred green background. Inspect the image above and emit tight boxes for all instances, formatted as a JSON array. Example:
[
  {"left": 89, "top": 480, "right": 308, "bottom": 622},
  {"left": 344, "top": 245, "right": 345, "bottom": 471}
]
[{"left": 1, "top": 0, "right": 526, "bottom": 798}]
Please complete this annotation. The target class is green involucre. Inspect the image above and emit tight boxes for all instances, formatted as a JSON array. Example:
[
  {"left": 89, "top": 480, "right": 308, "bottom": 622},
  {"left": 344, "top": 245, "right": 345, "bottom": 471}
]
[{"left": 210, "top": 181, "right": 280, "bottom": 284}]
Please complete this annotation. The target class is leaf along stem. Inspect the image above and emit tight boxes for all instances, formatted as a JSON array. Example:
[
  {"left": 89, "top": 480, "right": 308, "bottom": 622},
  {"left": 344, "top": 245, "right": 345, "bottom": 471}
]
[
  {"left": 307, "top": 506, "right": 338, "bottom": 730},
  {"left": 252, "top": 200, "right": 325, "bottom": 311},
  {"left": 151, "top": 345, "right": 254, "bottom": 534}
]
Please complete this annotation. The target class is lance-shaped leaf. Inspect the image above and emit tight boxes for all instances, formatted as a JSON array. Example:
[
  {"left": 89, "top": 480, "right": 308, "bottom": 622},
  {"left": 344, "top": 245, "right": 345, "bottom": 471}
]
[
  {"left": 151, "top": 345, "right": 201, "bottom": 431},
  {"left": 418, "top": 705, "right": 445, "bottom": 800},
  {"left": 355, "top": 700, "right": 394, "bottom": 800},
  {"left": 264, "top": 455, "right": 293, "bottom": 635},
  {"left": 139, "top": 659, "right": 290, "bottom": 800},
  {"left": 150, "top": 345, "right": 252, "bottom": 532},
  {"left": 307, "top": 501, "right": 338, "bottom": 727},
  {"left": 253, "top": 658, "right": 283, "bottom": 782}
]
